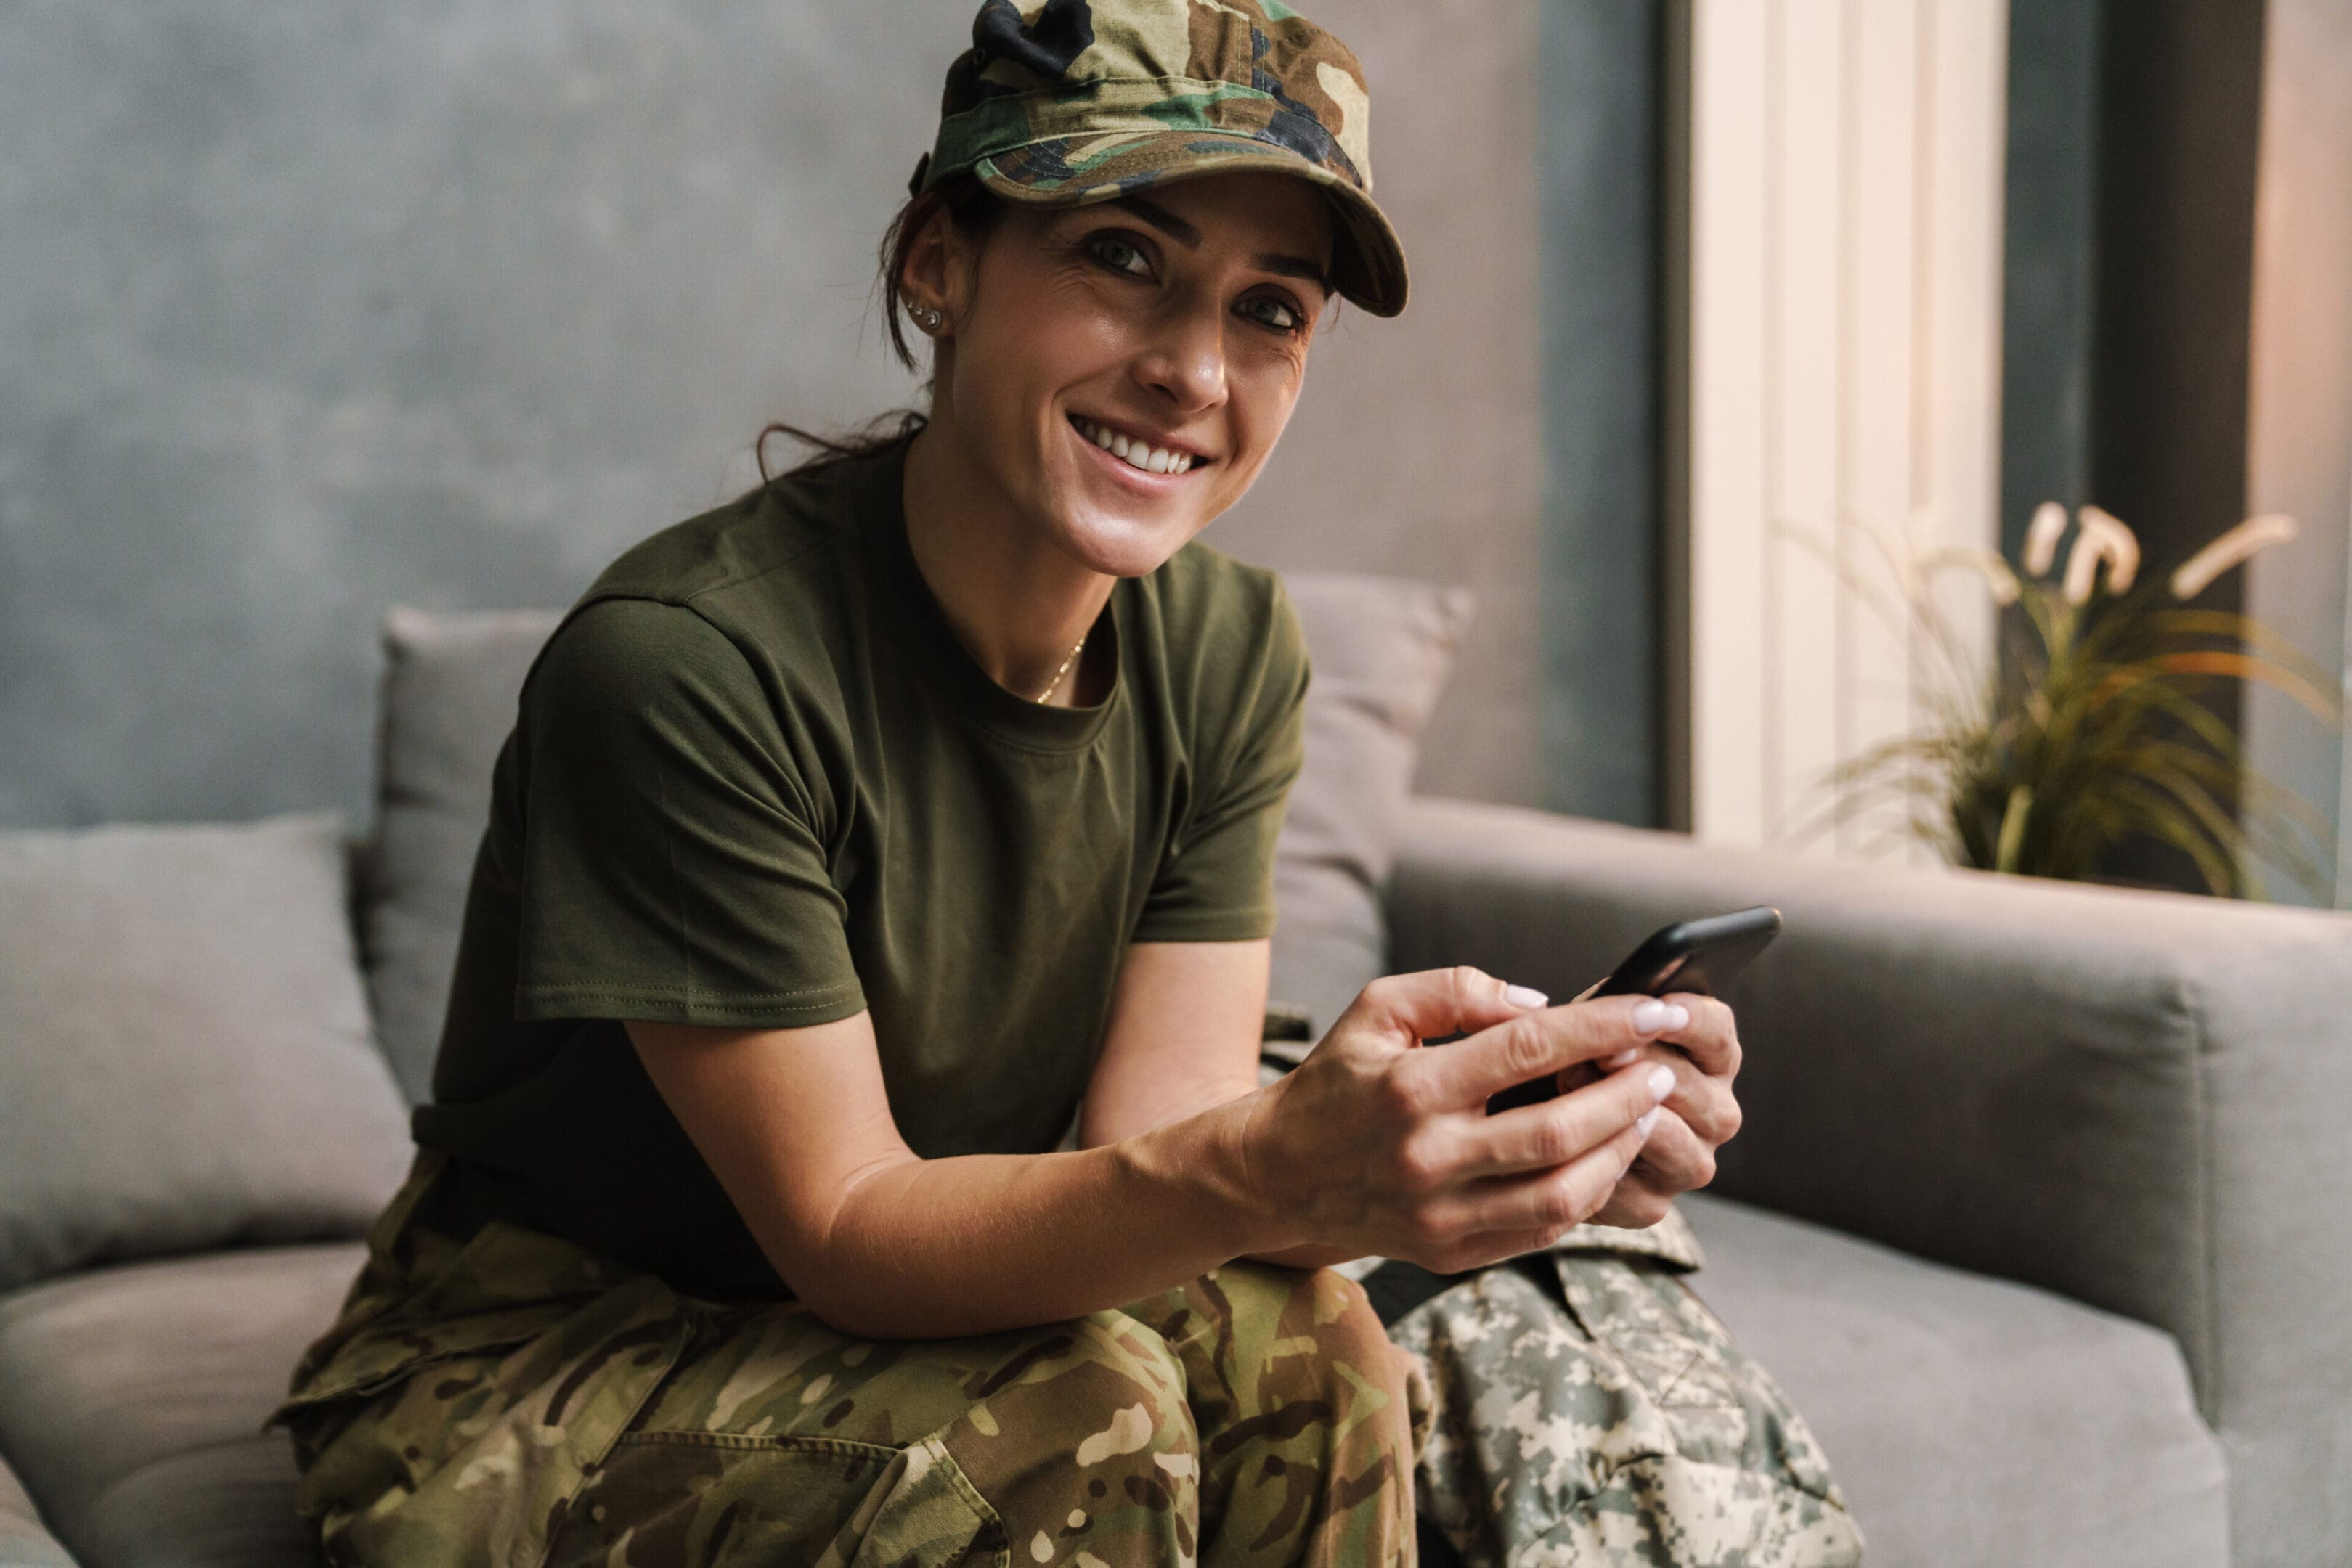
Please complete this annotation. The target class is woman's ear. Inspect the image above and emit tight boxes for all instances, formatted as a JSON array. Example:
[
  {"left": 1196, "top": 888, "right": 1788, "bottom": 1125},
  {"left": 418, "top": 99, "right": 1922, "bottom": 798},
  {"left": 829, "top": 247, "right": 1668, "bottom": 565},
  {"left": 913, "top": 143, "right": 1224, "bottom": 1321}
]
[{"left": 899, "top": 204, "right": 974, "bottom": 332}]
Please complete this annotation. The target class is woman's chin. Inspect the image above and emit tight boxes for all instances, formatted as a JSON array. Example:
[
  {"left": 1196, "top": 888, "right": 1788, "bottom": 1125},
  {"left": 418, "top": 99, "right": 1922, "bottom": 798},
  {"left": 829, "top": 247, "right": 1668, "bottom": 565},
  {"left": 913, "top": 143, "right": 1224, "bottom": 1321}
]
[
  {"left": 1054, "top": 509, "right": 1200, "bottom": 577},
  {"left": 1036, "top": 433, "right": 1226, "bottom": 573}
]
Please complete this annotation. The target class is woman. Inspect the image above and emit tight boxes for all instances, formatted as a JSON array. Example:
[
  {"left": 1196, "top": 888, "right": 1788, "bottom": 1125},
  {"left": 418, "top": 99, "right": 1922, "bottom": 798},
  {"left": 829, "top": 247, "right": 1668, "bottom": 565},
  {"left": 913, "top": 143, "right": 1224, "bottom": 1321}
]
[{"left": 268, "top": 4, "right": 1770, "bottom": 1564}]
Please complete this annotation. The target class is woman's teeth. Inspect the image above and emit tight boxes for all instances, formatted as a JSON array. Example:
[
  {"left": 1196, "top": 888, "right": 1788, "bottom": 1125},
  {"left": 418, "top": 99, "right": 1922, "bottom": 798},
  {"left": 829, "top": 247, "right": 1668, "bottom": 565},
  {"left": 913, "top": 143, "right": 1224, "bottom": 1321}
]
[{"left": 1073, "top": 415, "right": 1197, "bottom": 475}]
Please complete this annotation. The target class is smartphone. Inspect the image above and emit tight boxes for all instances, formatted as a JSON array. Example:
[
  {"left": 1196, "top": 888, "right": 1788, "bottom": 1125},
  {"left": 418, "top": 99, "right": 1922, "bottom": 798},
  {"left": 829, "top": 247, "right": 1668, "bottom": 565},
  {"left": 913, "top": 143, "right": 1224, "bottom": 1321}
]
[{"left": 1484, "top": 905, "right": 1783, "bottom": 1115}]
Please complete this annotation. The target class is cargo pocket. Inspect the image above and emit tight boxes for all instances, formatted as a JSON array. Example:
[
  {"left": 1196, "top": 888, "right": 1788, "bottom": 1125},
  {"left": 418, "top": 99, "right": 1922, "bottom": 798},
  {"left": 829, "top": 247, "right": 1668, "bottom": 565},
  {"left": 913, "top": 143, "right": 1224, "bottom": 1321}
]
[
  {"left": 548, "top": 1431, "right": 1007, "bottom": 1568},
  {"left": 269, "top": 1222, "right": 598, "bottom": 1416}
]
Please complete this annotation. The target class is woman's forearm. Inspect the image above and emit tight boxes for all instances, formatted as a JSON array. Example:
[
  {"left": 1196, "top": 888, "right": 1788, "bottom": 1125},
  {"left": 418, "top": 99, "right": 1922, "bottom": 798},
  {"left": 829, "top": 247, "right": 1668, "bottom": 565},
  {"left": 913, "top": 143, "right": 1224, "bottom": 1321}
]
[
  {"left": 799, "top": 1091, "right": 1293, "bottom": 1339},
  {"left": 1080, "top": 1070, "right": 1370, "bottom": 1275}
]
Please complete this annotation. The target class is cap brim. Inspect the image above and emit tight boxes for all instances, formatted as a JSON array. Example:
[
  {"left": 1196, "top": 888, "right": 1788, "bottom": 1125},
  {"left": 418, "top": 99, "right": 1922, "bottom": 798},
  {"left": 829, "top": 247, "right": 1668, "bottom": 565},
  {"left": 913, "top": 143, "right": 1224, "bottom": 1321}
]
[{"left": 965, "top": 131, "right": 1409, "bottom": 319}]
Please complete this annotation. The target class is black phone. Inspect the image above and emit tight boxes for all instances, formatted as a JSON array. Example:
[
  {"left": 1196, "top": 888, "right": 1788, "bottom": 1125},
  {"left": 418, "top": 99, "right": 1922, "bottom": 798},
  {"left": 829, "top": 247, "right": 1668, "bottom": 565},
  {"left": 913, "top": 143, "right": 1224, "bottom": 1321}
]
[{"left": 1484, "top": 905, "right": 1783, "bottom": 1115}]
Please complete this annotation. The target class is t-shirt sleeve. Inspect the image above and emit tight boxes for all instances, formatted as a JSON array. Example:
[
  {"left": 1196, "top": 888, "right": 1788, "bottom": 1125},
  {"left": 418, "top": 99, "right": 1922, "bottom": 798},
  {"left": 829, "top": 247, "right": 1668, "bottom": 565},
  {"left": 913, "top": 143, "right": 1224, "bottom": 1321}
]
[
  {"left": 1129, "top": 576, "right": 1312, "bottom": 944},
  {"left": 508, "top": 595, "right": 868, "bottom": 1027}
]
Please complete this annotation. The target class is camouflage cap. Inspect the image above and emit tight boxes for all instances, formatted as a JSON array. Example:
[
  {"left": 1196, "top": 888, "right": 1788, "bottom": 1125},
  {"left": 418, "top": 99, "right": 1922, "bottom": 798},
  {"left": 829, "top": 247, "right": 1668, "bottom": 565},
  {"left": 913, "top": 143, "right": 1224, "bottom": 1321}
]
[{"left": 909, "top": 0, "right": 1409, "bottom": 317}]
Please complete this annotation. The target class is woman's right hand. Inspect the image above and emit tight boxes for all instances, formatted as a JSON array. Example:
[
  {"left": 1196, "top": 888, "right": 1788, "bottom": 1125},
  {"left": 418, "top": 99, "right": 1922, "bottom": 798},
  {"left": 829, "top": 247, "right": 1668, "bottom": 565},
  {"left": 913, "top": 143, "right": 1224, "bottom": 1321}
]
[{"left": 1238, "top": 966, "right": 1686, "bottom": 1273}]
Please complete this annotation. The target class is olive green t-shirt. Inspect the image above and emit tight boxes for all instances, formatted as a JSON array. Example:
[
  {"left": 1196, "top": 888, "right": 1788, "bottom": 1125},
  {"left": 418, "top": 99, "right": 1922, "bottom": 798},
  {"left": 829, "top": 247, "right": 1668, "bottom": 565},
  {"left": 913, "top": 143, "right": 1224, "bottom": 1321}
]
[{"left": 410, "top": 433, "right": 1311, "bottom": 1297}]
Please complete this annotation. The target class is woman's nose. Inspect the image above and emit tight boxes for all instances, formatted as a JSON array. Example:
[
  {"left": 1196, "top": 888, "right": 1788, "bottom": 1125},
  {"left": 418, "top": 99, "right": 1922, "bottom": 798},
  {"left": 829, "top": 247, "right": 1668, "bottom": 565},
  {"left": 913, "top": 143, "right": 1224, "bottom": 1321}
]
[{"left": 1133, "top": 305, "right": 1228, "bottom": 415}]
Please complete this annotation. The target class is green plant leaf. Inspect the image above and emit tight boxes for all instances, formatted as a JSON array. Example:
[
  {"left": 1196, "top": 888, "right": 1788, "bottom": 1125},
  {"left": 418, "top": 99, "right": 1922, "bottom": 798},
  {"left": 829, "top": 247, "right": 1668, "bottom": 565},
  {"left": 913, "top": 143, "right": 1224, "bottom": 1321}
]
[
  {"left": 2107, "top": 777, "right": 2241, "bottom": 895},
  {"left": 1994, "top": 784, "right": 2032, "bottom": 873}
]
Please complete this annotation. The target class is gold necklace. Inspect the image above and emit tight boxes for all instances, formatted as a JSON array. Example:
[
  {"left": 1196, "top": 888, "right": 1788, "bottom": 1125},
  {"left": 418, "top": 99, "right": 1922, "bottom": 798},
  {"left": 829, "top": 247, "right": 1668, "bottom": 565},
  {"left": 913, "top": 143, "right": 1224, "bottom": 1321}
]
[{"left": 1035, "top": 630, "right": 1089, "bottom": 704}]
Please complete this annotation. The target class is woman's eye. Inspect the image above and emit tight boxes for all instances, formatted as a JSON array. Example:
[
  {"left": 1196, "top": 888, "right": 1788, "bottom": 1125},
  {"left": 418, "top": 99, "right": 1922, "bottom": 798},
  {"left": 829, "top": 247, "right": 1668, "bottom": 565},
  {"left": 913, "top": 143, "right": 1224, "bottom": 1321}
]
[
  {"left": 1092, "top": 236, "right": 1150, "bottom": 277},
  {"left": 1240, "top": 295, "right": 1303, "bottom": 333}
]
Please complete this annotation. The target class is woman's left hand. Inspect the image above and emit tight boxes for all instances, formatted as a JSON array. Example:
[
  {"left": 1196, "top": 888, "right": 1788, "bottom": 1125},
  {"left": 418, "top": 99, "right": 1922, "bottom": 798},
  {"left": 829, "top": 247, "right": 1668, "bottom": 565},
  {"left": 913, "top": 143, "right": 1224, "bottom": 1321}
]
[{"left": 1551, "top": 981, "right": 1743, "bottom": 1228}]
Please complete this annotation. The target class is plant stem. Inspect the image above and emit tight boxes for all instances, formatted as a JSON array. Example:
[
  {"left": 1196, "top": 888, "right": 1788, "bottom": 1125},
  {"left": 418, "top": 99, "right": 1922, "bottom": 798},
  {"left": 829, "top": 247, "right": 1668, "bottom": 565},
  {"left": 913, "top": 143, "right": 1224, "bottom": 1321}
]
[{"left": 1994, "top": 784, "right": 2033, "bottom": 873}]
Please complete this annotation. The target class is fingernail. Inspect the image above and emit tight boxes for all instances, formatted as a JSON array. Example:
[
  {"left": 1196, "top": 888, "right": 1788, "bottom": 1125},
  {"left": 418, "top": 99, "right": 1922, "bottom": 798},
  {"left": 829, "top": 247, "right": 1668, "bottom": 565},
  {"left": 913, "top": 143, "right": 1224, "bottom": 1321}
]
[
  {"left": 1603, "top": 1047, "right": 1641, "bottom": 1069},
  {"left": 1636, "top": 1108, "right": 1661, "bottom": 1137},
  {"left": 1646, "top": 1064, "right": 1677, "bottom": 1103},
  {"left": 1630, "top": 999, "right": 1689, "bottom": 1034},
  {"left": 1505, "top": 984, "right": 1549, "bottom": 1010}
]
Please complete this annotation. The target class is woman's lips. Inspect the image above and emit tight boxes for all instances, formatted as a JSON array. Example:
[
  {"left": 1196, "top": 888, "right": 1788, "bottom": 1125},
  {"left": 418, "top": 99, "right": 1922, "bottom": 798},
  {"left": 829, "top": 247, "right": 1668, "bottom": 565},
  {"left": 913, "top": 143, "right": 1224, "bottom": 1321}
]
[{"left": 1068, "top": 412, "right": 1208, "bottom": 478}]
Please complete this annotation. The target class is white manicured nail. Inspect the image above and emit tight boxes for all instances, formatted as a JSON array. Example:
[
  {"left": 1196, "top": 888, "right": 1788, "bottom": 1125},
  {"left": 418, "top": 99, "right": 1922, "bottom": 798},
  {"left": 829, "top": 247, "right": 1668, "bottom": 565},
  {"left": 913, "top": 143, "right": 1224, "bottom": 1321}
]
[
  {"left": 1505, "top": 984, "right": 1549, "bottom": 1009},
  {"left": 1646, "top": 1065, "right": 1677, "bottom": 1102},
  {"left": 1632, "top": 998, "right": 1688, "bottom": 1032},
  {"left": 1636, "top": 1108, "right": 1661, "bottom": 1137},
  {"left": 1603, "top": 1047, "right": 1642, "bottom": 1069}
]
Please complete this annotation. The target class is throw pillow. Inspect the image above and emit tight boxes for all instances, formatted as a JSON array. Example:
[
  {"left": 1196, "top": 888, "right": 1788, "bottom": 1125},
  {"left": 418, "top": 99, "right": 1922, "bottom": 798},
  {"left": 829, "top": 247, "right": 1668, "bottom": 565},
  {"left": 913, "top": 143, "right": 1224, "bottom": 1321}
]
[
  {"left": 362, "top": 606, "right": 562, "bottom": 1103},
  {"left": 0, "top": 812, "right": 414, "bottom": 1293},
  {"left": 1271, "top": 574, "right": 1476, "bottom": 1051}
]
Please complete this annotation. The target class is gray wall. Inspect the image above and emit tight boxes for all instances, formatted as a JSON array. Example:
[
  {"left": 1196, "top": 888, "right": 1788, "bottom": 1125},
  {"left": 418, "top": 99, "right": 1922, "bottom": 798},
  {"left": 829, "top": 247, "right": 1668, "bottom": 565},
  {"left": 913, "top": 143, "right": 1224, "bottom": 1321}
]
[
  {"left": 0, "top": 0, "right": 1563, "bottom": 830},
  {"left": 1998, "top": 0, "right": 2102, "bottom": 562},
  {"left": 1537, "top": 0, "right": 1664, "bottom": 829}
]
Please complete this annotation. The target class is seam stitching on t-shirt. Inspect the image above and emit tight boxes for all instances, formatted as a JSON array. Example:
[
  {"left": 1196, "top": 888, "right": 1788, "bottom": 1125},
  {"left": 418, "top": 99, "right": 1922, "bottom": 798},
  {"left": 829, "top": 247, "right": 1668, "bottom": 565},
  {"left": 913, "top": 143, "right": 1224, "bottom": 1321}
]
[
  {"left": 951, "top": 716, "right": 1120, "bottom": 758},
  {"left": 675, "top": 531, "right": 842, "bottom": 607},
  {"left": 625, "top": 481, "right": 845, "bottom": 607},
  {"left": 890, "top": 544, "right": 1130, "bottom": 759},
  {"left": 675, "top": 600, "right": 836, "bottom": 830},
  {"left": 579, "top": 594, "right": 835, "bottom": 833},
  {"left": 890, "top": 623, "right": 1127, "bottom": 759}
]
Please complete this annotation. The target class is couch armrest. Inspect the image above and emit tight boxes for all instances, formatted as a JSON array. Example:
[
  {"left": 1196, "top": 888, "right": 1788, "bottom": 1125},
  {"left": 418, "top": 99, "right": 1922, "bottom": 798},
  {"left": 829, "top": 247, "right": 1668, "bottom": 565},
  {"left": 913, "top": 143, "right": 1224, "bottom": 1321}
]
[
  {"left": 1388, "top": 796, "right": 2352, "bottom": 1564},
  {"left": 0, "top": 1453, "right": 73, "bottom": 1568}
]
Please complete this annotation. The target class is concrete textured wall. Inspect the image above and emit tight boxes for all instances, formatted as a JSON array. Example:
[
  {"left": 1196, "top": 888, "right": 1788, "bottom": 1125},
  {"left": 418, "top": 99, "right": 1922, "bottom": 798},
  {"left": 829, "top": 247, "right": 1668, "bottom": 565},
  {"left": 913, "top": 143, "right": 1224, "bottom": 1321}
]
[{"left": 0, "top": 0, "right": 1551, "bottom": 830}]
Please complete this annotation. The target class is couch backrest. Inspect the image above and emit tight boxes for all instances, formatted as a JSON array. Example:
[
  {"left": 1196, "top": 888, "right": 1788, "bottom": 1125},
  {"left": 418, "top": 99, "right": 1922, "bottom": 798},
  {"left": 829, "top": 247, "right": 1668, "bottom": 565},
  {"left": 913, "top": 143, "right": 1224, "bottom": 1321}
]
[{"left": 1386, "top": 792, "right": 2352, "bottom": 1566}]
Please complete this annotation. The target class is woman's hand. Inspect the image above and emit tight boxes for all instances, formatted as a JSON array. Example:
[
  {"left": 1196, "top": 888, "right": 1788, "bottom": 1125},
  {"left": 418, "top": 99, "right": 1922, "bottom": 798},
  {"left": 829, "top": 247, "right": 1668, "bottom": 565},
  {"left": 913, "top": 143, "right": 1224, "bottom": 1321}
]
[
  {"left": 1552, "top": 978, "right": 1744, "bottom": 1228},
  {"left": 1236, "top": 966, "right": 1690, "bottom": 1274}
]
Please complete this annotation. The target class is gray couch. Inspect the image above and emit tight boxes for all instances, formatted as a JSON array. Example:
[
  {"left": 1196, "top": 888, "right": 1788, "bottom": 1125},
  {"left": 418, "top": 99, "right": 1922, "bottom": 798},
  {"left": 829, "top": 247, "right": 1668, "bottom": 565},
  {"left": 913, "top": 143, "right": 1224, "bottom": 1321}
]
[{"left": 1, "top": 594, "right": 2347, "bottom": 1568}]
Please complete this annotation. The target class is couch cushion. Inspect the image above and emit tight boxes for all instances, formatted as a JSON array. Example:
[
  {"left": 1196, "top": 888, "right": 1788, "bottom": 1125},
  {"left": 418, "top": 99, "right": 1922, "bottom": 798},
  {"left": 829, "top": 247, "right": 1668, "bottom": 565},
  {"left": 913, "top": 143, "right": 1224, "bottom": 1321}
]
[
  {"left": 0, "top": 1449, "right": 73, "bottom": 1568},
  {"left": 0, "top": 813, "right": 413, "bottom": 1294},
  {"left": 1271, "top": 576, "right": 1474, "bottom": 1045},
  {"left": 361, "top": 582, "right": 1473, "bottom": 1096},
  {"left": 76, "top": 1441, "right": 320, "bottom": 1568},
  {"left": 1678, "top": 1192, "right": 2229, "bottom": 1568},
  {"left": 0, "top": 1242, "right": 365, "bottom": 1568}
]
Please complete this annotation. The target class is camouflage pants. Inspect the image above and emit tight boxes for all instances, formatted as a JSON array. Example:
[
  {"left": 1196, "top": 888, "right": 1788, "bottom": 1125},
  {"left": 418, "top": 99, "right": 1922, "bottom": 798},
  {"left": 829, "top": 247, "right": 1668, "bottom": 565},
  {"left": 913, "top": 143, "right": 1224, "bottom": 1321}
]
[
  {"left": 1382, "top": 1211, "right": 1865, "bottom": 1568},
  {"left": 268, "top": 1155, "right": 1860, "bottom": 1568},
  {"left": 265, "top": 1153, "right": 1425, "bottom": 1568}
]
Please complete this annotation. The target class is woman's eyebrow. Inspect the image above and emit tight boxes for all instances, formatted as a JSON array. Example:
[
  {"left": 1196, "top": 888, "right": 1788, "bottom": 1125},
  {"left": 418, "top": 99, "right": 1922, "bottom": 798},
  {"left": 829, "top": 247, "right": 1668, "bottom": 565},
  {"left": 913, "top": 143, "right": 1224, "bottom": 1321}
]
[
  {"left": 1248, "top": 251, "right": 1332, "bottom": 289},
  {"left": 1110, "top": 195, "right": 1202, "bottom": 247},
  {"left": 1106, "top": 195, "right": 1335, "bottom": 293}
]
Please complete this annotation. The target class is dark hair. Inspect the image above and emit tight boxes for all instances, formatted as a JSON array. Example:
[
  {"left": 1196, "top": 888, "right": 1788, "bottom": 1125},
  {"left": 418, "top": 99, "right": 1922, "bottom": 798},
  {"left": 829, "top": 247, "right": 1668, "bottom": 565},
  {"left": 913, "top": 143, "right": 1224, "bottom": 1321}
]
[{"left": 752, "top": 173, "right": 1010, "bottom": 486}]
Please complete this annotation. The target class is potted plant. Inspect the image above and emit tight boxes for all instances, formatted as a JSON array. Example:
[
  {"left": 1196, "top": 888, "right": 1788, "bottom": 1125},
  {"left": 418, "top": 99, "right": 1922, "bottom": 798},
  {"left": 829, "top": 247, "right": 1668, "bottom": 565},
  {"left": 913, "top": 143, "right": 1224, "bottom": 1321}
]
[{"left": 1778, "top": 504, "right": 2340, "bottom": 899}]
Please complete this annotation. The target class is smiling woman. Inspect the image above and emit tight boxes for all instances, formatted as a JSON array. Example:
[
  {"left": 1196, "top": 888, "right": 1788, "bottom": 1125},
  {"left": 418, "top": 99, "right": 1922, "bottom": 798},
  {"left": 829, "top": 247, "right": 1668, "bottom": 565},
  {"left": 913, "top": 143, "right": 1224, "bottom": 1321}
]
[
  {"left": 900, "top": 172, "right": 1337, "bottom": 613},
  {"left": 254, "top": 4, "right": 1827, "bottom": 1568}
]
